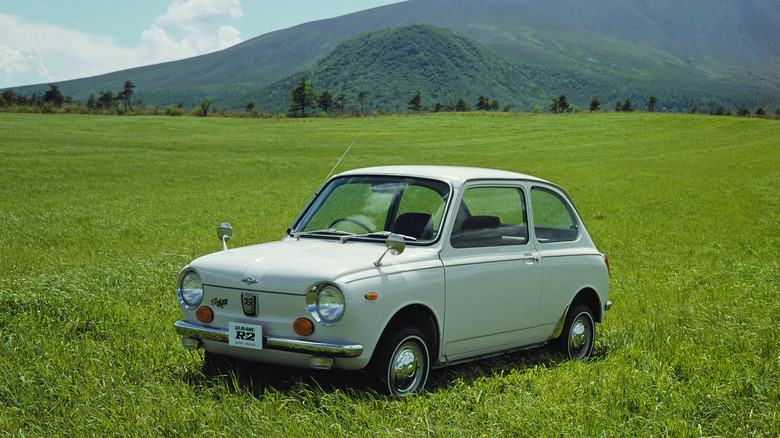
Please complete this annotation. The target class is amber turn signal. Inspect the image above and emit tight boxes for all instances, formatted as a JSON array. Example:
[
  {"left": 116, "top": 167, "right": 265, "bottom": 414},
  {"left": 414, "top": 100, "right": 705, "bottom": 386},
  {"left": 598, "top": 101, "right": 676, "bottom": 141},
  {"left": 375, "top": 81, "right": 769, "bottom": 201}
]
[
  {"left": 294, "top": 318, "right": 314, "bottom": 336},
  {"left": 364, "top": 292, "right": 378, "bottom": 300},
  {"left": 196, "top": 306, "right": 214, "bottom": 323}
]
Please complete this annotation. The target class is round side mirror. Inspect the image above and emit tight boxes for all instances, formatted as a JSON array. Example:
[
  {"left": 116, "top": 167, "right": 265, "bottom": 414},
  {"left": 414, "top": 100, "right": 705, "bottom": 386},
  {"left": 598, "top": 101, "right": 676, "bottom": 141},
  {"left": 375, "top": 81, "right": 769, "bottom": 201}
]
[
  {"left": 374, "top": 234, "right": 405, "bottom": 267},
  {"left": 217, "top": 222, "right": 233, "bottom": 251},
  {"left": 386, "top": 233, "right": 406, "bottom": 255}
]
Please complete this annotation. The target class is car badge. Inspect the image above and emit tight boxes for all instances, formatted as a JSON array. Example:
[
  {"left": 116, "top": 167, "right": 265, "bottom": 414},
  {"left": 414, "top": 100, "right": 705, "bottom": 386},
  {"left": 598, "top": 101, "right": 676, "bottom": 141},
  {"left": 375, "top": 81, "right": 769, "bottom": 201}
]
[
  {"left": 210, "top": 298, "right": 228, "bottom": 308},
  {"left": 241, "top": 292, "right": 257, "bottom": 317},
  {"left": 242, "top": 277, "right": 258, "bottom": 285}
]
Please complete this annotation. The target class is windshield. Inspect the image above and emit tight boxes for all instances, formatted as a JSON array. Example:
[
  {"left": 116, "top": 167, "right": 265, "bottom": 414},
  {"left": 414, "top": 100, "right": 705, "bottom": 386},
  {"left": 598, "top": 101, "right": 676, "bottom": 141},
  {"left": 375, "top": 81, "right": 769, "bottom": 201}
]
[{"left": 292, "top": 175, "right": 450, "bottom": 244}]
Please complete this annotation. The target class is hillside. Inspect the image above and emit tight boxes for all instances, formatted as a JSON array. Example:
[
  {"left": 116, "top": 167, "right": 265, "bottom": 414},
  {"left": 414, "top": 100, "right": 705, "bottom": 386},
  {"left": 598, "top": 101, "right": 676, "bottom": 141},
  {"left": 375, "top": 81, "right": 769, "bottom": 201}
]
[
  {"left": 7, "top": 0, "right": 780, "bottom": 112},
  {"left": 244, "top": 25, "right": 547, "bottom": 113}
]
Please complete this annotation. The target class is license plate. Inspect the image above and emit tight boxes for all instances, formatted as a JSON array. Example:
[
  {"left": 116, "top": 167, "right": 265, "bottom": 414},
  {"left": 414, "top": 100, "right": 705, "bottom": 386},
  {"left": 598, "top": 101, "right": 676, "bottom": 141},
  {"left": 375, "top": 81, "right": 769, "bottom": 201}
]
[{"left": 228, "top": 321, "right": 263, "bottom": 350}]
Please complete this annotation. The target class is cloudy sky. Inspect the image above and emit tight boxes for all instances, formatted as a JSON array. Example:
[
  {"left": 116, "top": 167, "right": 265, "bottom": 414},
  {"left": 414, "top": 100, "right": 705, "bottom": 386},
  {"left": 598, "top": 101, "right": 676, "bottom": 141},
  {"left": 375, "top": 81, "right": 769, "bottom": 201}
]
[{"left": 0, "top": 0, "right": 406, "bottom": 89}]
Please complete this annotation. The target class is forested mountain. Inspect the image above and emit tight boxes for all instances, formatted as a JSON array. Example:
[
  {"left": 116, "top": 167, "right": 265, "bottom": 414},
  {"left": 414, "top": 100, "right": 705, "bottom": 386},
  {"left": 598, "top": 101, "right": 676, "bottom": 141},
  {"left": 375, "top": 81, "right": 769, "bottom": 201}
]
[
  {"left": 8, "top": 0, "right": 780, "bottom": 113},
  {"left": 242, "top": 25, "right": 547, "bottom": 113}
]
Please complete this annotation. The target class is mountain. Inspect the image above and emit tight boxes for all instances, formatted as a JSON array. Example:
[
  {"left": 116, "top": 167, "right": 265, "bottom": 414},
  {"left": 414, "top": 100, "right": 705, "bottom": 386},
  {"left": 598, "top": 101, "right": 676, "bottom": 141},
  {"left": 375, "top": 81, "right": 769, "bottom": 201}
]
[
  {"left": 242, "top": 24, "right": 547, "bottom": 113},
  {"left": 8, "top": 0, "right": 780, "bottom": 113}
]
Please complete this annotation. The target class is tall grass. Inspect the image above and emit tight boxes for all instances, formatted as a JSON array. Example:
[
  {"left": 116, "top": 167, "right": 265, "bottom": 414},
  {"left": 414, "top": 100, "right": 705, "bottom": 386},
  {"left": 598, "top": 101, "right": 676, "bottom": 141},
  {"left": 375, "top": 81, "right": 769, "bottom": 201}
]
[{"left": 1, "top": 112, "right": 778, "bottom": 436}]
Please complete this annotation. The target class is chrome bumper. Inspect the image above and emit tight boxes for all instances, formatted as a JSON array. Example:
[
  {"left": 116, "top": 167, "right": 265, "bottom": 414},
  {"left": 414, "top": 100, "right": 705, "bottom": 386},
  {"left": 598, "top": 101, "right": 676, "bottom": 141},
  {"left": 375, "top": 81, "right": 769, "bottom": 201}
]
[{"left": 173, "top": 320, "right": 364, "bottom": 358}]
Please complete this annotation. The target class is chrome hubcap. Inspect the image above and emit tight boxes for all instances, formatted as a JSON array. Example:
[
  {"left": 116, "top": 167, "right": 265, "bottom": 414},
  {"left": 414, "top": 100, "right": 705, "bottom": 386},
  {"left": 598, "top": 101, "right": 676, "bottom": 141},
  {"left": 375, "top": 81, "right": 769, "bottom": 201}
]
[
  {"left": 569, "top": 314, "right": 593, "bottom": 359},
  {"left": 391, "top": 345, "right": 420, "bottom": 392}
]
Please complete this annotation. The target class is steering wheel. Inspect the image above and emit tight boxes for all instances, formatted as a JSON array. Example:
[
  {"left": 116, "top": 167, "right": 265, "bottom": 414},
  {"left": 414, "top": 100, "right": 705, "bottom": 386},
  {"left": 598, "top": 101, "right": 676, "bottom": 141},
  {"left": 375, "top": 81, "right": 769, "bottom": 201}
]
[{"left": 328, "top": 217, "right": 372, "bottom": 233}]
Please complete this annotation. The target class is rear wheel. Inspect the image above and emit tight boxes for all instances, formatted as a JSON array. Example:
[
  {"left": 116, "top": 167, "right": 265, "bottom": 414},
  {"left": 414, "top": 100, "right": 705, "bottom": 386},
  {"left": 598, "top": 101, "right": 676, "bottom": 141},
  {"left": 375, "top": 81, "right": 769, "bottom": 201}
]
[
  {"left": 554, "top": 304, "right": 595, "bottom": 360},
  {"left": 372, "top": 326, "right": 430, "bottom": 396}
]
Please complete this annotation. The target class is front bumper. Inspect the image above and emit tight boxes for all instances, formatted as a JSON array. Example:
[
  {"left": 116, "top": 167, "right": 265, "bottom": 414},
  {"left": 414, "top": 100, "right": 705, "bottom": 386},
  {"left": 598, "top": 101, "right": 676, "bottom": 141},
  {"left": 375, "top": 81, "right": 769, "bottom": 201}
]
[{"left": 173, "top": 320, "right": 364, "bottom": 358}]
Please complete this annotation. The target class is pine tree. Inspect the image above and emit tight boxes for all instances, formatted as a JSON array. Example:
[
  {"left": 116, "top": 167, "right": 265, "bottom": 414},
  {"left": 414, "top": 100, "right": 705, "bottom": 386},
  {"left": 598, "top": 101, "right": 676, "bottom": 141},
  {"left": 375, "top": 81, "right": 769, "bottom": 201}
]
[{"left": 289, "top": 76, "right": 318, "bottom": 117}]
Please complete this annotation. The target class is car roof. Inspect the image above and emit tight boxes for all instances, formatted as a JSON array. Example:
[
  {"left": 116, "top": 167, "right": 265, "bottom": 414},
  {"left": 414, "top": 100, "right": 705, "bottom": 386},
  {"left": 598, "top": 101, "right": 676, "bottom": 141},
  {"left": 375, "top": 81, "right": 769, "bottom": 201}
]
[{"left": 334, "top": 165, "right": 549, "bottom": 188}]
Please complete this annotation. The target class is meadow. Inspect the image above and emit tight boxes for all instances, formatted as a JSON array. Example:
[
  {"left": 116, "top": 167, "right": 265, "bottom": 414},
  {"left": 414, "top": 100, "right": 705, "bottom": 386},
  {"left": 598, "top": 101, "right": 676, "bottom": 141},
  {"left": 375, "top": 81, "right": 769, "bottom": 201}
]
[{"left": 0, "top": 112, "right": 778, "bottom": 437}]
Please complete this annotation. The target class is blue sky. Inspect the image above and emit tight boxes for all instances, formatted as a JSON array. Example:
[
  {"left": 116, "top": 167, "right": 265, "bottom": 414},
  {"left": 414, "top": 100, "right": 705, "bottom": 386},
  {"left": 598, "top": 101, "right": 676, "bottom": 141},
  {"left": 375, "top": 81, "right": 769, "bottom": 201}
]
[{"left": 0, "top": 0, "right": 406, "bottom": 88}]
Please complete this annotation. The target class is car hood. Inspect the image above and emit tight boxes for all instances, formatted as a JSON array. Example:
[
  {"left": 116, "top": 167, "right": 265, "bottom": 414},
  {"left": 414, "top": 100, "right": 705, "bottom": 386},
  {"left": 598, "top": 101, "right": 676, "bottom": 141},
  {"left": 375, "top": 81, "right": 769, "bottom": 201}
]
[{"left": 187, "top": 237, "right": 443, "bottom": 294}]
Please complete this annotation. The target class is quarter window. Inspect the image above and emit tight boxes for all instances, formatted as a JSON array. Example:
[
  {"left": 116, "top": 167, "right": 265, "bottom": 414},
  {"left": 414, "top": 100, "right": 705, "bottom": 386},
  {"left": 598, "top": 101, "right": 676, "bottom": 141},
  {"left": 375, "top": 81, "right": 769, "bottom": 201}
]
[{"left": 530, "top": 187, "right": 578, "bottom": 242}]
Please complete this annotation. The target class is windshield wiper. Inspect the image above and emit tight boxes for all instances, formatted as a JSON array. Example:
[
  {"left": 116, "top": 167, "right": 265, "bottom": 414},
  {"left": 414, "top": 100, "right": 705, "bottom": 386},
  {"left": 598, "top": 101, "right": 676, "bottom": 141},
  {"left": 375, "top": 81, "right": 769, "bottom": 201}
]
[
  {"left": 291, "top": 228, "right": 354, "bottom": 239},
  {"left": 340, "top": 231, "right": 417, "bottom": 243}
]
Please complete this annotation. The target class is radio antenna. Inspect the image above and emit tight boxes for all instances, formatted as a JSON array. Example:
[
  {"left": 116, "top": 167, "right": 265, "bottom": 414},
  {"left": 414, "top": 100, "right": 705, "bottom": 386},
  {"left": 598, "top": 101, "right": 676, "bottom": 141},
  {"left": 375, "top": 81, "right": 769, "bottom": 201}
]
[{"left": 320, "top": 111, "right": 378, "bottom": 187}]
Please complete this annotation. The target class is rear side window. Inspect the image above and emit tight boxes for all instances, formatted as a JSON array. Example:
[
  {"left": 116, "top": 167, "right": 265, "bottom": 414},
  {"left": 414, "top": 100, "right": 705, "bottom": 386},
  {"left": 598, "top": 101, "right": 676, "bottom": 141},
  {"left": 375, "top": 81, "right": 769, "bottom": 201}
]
[
  {"left": 450, "top": 187, "right": 528, "bottom": 248},
  {"left": 530, "top": 187, "right": 578, "bottom": 242}
]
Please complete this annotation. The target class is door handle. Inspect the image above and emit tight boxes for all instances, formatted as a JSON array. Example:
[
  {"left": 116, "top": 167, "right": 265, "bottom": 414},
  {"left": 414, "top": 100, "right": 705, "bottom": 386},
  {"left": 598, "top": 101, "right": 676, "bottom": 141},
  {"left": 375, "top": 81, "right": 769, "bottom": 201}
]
[{"left": 522, "top": 253, "right": 539, "bottom": 263}]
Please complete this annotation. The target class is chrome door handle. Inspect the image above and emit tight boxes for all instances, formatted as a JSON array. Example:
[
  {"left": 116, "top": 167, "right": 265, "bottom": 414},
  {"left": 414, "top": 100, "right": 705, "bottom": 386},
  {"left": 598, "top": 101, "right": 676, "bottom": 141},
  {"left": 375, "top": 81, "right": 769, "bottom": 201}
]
[{"left": 522, "top": 253, "right": 539, "bottom": 262}]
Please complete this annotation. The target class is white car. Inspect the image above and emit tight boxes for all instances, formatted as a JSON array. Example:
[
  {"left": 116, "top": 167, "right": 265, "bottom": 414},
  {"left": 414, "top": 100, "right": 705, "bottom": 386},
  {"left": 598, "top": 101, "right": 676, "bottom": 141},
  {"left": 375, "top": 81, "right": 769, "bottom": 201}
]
[{"left": 174, "top": 166, "right": 610, "bottom": 396}]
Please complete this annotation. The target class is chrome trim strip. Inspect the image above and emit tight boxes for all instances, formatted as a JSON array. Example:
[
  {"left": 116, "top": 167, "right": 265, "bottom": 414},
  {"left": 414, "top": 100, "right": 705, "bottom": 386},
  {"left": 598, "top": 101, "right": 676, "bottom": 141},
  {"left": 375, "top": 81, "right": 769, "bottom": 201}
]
[{"left": 173, "top": 321, "right": 363, "bottom": 358}]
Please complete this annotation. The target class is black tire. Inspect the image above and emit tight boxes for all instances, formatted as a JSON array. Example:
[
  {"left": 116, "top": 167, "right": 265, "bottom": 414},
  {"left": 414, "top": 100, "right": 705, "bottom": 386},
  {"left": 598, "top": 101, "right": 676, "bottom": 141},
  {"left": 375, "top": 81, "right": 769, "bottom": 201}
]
[
  {"left": 372, "top": 326, "right": 430, "bottom": 396},
  {"left": 553, "top": 304, "right": 595, "bottom": 360}
]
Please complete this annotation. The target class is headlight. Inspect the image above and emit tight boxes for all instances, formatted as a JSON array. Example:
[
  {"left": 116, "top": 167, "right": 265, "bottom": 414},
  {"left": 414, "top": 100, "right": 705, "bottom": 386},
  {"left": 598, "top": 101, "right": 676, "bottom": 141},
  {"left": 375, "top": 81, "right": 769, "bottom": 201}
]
[
  {"left": 306, "top": 283, "right": 345, "bottom": 326},
  {"left": 178, "top": 270, "right": 203, "bottom": 308}
]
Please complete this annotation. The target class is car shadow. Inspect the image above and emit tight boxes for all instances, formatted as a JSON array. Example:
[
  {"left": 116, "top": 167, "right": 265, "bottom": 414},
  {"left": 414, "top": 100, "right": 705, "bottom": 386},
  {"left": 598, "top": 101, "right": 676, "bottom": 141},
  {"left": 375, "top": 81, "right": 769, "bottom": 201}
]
[{"left": 180, "top": 344, "right": 608, "bottom": 399}]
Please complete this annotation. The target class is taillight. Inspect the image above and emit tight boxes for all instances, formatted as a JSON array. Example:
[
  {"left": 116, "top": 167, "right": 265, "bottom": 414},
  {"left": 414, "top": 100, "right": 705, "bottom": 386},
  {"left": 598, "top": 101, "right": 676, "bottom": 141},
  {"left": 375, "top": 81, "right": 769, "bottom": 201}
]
[{"left": 601, "top": 253, "right": 610, "bottom": 273}]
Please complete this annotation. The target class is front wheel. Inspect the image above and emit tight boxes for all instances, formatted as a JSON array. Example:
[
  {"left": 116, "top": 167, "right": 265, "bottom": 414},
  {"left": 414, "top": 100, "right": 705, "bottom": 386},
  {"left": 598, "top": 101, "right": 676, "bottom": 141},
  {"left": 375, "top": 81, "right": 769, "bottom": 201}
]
[
  {"left": 554, "top": 304, "right": 595, "bottom": 360},
  {"left": 372, "top": 326, "right": 430, "bottom": 396}
]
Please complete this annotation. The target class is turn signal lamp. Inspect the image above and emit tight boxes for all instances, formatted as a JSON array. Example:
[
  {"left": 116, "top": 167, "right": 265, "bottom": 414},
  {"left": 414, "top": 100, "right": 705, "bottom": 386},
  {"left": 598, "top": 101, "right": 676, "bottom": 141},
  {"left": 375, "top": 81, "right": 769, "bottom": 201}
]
[
  {"left": 294, "top": 318, "right": 314, "bottom": 336},
  {"left": 196, "top": 306, "right": 214, "bottom": 323}
]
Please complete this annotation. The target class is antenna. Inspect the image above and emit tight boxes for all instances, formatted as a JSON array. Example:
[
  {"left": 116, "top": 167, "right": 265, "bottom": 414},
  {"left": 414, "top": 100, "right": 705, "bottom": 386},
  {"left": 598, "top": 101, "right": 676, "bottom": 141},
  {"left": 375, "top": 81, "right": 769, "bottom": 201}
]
[{"left": 320, "top": 111, "right": 378, "bottom": 188}]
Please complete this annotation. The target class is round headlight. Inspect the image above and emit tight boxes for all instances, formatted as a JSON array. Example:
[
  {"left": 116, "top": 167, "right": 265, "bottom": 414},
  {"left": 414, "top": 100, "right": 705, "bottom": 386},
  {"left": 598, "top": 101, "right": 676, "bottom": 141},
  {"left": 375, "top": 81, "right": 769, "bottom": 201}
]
[
  {"left": 307, "top": 284, "right": 345, "bottom": 326},
  {"left": 178, "top": 270, "right": 203, "bottom": 308}
]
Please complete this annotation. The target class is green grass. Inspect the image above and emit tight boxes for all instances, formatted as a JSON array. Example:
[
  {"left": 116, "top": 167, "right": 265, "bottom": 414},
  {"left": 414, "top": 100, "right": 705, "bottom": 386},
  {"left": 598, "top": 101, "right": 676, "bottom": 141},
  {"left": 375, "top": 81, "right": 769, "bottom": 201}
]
[{"left": 1, "top": 112, "right": 778, "bottom": 436}]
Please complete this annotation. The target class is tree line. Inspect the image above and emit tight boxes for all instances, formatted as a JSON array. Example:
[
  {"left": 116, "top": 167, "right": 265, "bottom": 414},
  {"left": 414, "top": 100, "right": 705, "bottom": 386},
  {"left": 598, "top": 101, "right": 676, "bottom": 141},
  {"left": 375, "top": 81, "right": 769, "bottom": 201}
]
[{"left": 2, "top": 79, "right": 779, "bottom": 119}]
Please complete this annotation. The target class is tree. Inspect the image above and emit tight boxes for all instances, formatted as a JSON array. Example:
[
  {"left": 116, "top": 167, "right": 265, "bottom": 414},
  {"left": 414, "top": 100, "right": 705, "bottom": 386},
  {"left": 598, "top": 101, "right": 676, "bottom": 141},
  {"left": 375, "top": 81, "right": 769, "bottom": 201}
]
[
  {"left": 710, "top": 105, "right": 726, "bottom": 116},
  {"left": 335, "top": 93, "right": 347, "bottom": 115},
  {"left": 246, "top": 102, "right": 257, "bottom": 113},
  {"left": 117, "top": 81, "right": 136, "bottom": 110},
  {"left": 98, "top": 90, "right": 115, "bottom": 110},
  {"left": 289, "top": 75, "right": 318, "bottom": 117},
  {"left": 357, "top": 91, "right": 367, "bottom": 114},
  {"left": 44, "top": 84, "right": 65, "bottom": 107},
  {"left": 490, "top": 99, "right": 500, "bottom": 111},
  {"left": 754, "top": 107, "right": 768, "bottom": 117},
  {"left": 737, "top": 106, "right": 751, "bottom": 117},
  {"left": 194, "top": 100, "right": 211, "bottom": 117},
  {"left": 407, "top": 90, "right": 422, "bottom": 112},
  {"left": 1, "top": 89, "right": 16, "bottom": 107},
  {"left": 621, "top": 97, "right": 634, "bottom": 112},
  {"left": 455, "top": 98, "right": 471, "bottom": 112},
  {"left": 589, "top": 97, "right": 601, "bottom": 112},
  {"left": 318, "top": 90, "right": 334, "bottom": 113},
  {"left": 689, "top": 106, "right": 699, "bottom": 114},
  {"left": 434, "top": 102, "right": 444, "bottom": 113},
  {"left": 476, "top": 95, "right": 489, "bottom": 111},
  {"left": 550, "top": 94, "right": 570, "bottom": 114},
  {"left": 646, "top": 95, "right": 658, "bottom": 113}
]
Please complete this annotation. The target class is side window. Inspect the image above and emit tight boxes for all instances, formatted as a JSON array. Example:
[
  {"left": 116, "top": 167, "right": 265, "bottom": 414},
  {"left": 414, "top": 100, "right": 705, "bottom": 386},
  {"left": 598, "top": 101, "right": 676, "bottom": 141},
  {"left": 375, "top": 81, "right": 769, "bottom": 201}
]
[
  {"left": 450, "top": 187, "right": 528, "bottom": 248},
  {"left": 530, "top": 187, "right": 578, "bottom": 242}
]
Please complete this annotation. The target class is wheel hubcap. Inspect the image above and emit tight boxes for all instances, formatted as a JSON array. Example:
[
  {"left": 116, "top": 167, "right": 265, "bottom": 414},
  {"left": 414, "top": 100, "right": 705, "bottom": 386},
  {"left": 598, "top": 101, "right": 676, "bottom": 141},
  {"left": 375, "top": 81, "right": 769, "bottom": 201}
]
[
  {"left": 390, "top": 342, "right": 423, "bottom": 393},
  {"left": 569, "top": 314, "right": 593, "bottom": 359}
]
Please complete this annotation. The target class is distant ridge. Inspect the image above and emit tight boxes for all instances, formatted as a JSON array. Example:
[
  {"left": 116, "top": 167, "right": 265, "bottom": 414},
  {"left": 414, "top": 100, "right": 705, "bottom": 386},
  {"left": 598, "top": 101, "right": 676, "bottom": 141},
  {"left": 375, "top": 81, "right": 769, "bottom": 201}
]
[
  {"left": 244, "top": 24, "right": 547, "bottom": 113},
  {"left": 8, "top": 0, "right": 780, "bottom": 113}
]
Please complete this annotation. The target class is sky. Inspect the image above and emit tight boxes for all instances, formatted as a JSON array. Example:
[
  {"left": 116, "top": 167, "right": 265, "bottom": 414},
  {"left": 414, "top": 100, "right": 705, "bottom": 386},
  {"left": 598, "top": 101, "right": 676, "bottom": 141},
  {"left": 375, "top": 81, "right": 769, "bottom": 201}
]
[{"left": 0, "top": 0, "right": 407, "bottom": 89}]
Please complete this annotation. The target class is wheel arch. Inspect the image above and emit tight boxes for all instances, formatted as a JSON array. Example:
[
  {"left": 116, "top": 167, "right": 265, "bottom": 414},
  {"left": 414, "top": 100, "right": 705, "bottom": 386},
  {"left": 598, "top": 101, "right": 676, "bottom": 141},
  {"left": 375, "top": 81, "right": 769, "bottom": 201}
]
[
  {"left": 570, "top": 287, "right": 603, "bottom": 323},
  {"left": 373, "top": 304, "right": 440, "bottom": 366}
]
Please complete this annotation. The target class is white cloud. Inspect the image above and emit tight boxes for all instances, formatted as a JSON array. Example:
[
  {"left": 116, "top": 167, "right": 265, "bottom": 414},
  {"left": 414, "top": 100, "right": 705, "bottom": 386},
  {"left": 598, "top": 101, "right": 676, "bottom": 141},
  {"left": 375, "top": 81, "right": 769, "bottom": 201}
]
[{"left": 0, "top": 0, "right": 243, "bottom": 89}]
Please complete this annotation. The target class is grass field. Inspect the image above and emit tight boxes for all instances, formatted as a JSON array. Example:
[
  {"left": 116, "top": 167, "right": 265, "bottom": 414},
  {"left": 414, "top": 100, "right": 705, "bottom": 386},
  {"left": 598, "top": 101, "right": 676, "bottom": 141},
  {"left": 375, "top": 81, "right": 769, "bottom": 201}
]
[{"left": 1, "top": 112, "right": 778, "bottom": 436}]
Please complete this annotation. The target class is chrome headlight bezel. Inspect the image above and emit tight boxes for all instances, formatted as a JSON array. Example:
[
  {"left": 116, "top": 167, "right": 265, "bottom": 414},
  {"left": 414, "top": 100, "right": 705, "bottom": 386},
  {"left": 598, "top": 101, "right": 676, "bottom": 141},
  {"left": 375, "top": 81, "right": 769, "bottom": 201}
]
[
  {"left": 177, "top": 269, "right": 203, "bottom": 309},
  {"left": 306, "top": 283, "right": 345, "bottom": 326}
]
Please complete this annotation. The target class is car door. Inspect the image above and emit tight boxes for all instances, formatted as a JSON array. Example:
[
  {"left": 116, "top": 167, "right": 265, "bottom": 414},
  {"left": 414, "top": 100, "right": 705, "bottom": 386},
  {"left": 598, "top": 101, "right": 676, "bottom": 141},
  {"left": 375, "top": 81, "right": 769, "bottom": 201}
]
[
  {"left": 529, "top": 184, "right": 594, "bottom": 330},
  {"left": 439, "top": 184, "right": 542, "bottom": 361}
]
